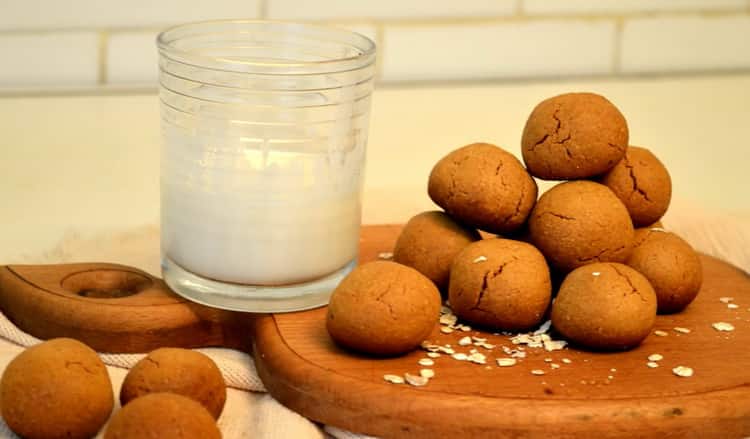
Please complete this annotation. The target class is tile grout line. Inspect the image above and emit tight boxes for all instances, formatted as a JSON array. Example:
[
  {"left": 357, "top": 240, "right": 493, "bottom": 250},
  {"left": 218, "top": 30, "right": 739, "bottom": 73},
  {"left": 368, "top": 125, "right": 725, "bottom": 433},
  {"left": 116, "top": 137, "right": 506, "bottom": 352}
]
[
  {"left": 258, "top": 0, "right": 268, "bottom": 19},
  {"left": 612, "top": 17, "right": 624, "bottom": 75},
  {"left": 97, "top": 30, "right": 109, "bottom": 85},
  {"left": 515, "top": 0, "right": 525, "bottom": 17}
]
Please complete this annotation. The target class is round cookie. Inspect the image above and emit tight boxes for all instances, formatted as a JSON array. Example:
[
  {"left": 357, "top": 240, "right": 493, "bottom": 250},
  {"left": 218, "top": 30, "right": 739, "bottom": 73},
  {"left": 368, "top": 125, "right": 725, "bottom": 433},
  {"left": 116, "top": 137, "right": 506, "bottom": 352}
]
[
  {"left": 0, "top": 338, "right": 113, "bottom": 439},
  {"left": 393, "top": 210, "right": 481, "bottom": 291},
  {"left": 522, "top": 92, "right": 628, "bottom": 180},
  {"left": 529, "top": 181, "right": 634, "bottom": 272},
  {"left": 448, "top": 238, "right": 551, "bottom": 331},
  {"left": 104, "top": 393, "right": 220, "bottom": 439},
  {"left": 326, "top": 261, "right": 441, "bottom": 356},
  {"left": 120, "top": 348, "right": 226, "bottom": 419},
  {"left": 600, "top": 146, "right": 672, "bottom": 227},
  {"left": 626, "top": 229, "right": 702, "bottom": 313},
  {"left": 428, "top": 142, "right": 538, "bottom": 234},
  {"left": 551, "top": 263, "right": 657, "bottom": 350}
]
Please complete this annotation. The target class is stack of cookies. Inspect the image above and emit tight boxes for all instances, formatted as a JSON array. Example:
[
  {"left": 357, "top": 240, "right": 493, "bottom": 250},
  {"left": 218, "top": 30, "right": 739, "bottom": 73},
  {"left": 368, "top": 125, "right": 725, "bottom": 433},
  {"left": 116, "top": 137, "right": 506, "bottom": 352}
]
[{"left": 327, "top": 92, "right": 703, "bottom": 355}]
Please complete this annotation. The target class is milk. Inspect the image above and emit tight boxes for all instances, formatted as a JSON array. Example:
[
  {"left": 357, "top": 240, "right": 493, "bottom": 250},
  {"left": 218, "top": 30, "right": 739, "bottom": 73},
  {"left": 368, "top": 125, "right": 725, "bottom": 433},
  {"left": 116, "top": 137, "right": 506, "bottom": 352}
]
[{"left": 161, "top": 137, "right": 364, "bottom": 286}]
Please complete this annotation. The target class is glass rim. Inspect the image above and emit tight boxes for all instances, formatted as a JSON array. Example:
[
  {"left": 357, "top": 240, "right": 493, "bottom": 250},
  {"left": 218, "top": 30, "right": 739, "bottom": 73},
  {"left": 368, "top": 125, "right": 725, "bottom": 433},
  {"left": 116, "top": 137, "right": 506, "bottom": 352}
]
[{"left": 157, "top": 19, "right": 376, "bottom": 74}]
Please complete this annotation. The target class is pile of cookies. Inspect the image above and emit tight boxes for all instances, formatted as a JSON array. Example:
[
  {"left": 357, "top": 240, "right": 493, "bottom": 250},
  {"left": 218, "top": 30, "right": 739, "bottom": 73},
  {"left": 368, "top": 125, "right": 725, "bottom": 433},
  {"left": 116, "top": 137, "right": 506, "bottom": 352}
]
[
  {"left": 0, "top": 338, "right": 225, "bottom": 438},
  {"left": 327, "top": 92, "right": 703, "bottom": 355}
]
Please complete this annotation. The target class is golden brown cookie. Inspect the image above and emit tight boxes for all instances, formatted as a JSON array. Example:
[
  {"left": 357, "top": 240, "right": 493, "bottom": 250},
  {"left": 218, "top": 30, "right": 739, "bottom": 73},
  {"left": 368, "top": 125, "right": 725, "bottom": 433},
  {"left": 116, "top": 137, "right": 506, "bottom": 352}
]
[
  {"left": 0, "top": 338, "right": 113, "bottom": 439},
  {"left": 393, "top": 211, "right": 481, "bottom": 291},
  {"left": 326, "top": 261, "right": 441, "bottom": 356},
  {"left": 120, "top": 348, "right": 226, "bottom": 419},
  {"left": 551, "top": 263, "right": 657, "bottom": 350},
  {"left": 104, "top": 393, "right": 221, "bottom": 439},
  {"left": 600, "top": 146, "right": 672, "bottom": 227},
  {"left": 626, "top": 229, "right": 703, "bottom": 313},
  {"left": 448, "top": 238, "right": 551, "bottom": 331},
  {"left": 522, "top": 92, "right": 628, "bottom": 179},
  {"left": 428, "top": 142, "right": 538, "bottom": 234},
  {"left": 529, "top": 181, "right": 634, "bottom": 271}
]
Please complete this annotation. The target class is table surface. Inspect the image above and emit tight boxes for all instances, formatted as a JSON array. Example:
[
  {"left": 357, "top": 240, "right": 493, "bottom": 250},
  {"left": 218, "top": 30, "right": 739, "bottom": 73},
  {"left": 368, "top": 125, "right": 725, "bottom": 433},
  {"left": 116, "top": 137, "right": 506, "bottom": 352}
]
[{"left": 1, "top": 74, "right": 749, "bottom": 260}]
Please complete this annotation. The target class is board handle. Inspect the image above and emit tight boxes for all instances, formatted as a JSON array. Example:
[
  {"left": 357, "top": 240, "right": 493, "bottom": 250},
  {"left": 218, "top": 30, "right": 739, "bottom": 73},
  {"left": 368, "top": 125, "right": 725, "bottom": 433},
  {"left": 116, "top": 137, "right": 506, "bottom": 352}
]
[{"left": 0, "top": 263, "right": 256, "bottom": 353}]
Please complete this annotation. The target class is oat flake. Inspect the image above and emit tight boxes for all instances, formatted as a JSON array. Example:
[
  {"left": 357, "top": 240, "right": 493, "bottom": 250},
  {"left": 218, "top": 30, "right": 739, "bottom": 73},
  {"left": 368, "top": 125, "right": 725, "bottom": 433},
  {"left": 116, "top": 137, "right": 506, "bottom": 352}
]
[
  {"left": 654, "top": 330, "right": 669, "bottom": 337},
  {"left": 673, "top": 327, "right": 691, "bottom": 334},
  {"left": 458, "top": 336, "right": 472, "bottom": 346},
  {"left": 383, "top": 374, "right": 404, "bottom": 384},
  {"left": 418, "top": 358, "right": 434, "bottom": 366},
  {"left": 672, "top": 366, "right": 694, "bottom": 377},
  {"left": 719, "top": 297, "right": 734, "bottom": 304},
  {"left": 496, "top": 358, "right": 517, "bottom": 367},
  {"left": 420, "top": 369, "right": 435, "bottom": 379},
  {"left": 405, "top": 373, "right": 429, "bottom": 386},
  {"left": 550, "top": 363, "right": 560, "bottom": 369},
  {"left": 427, "top": 352, "right": 441, "bottom": 358},
  {"left": 648, "top": 354, "right": 663, "bottom": 362},
  {"left": 728, "top": 303, "right": 740, "bottom": 309},
  {"left": 647, "top": 362, "right": 659, "bottom": 368},
  {"left": 712, "top": 322, "right": 735, "bottom": 332},
  {"left": 440, "top": 327, "right": 454, "bottom": 334},
  {"left": 452, "top": 353, "right": 468, "bottom": 361},
  {"left": 562, "top": 358, "right": 572, "bottom": 364},
  {"left": 378, "top": 252, "right": 394, "bottom": 260},
  {"left": 531, "top": 369, "right": 545, "bottom": 376},
  {"left": 473, "top": 255, "right": 488, "bottom": 263}
]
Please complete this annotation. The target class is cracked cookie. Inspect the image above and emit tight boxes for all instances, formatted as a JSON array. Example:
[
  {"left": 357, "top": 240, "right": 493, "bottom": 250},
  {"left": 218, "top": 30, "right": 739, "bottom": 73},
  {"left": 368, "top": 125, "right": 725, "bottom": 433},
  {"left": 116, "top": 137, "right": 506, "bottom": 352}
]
[
  {"left": 393, "top": 210, "right": 481, "bottom": 292},
  {"left": 529, "top": 181, "right": 634, "bottom": 272},
  {"left": 551, "top": 263, "right": 657, "bottom": 350},
  {"left": 626, "top": 229, "right": 703, "bottom": 314},
  {"left": 104, "top": 393, "right": 221, "bottom": 439},
  {"left": 0, "top": 338, "right": 113, "bottom": 439},
  {"left": 448, "top": 238, "right": 551, "bottom": 331},
  {"left": 120, "top": 347, "right": 226, "bottom": 419},
  {"left": 600, "top": 146, "right": 672, "bottom": 227},
  {"left": 326, "top": 261, "right": 441, "bottom": 356},
  {"left": 521, "top": 92, "right": 629, "bottom": 180},
  {"left": 428, "top": 142, "right": 538, "bottom": 234}
]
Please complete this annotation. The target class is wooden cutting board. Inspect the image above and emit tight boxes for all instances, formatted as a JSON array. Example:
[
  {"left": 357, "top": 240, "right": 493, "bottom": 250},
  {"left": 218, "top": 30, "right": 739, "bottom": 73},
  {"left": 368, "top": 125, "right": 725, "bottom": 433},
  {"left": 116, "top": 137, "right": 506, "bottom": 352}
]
[{"left": 0, "top": 225, "right": 749, "bottom": 438}]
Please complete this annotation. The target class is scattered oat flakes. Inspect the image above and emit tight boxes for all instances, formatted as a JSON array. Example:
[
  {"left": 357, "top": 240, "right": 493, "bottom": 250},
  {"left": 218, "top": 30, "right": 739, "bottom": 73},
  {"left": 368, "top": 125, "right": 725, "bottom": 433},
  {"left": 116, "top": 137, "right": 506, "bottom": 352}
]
[
  {"left": 420, "top": 369, "right": 435, "bottom": 379},
  {"left": 471, "top": 336, "right": 487, "bottom": 343},
  {"left": 544, "top": 358, "right": 553, "bottom": 363},
  {"left": 654, "top": 330, "right": 669, "bottom": 337},
  {"left": 648, "top": 354, "right": 663, "bottom": 362},
  {"left": 672, "top": 366, "right": 694, "bottom": 377},
  {"left": 473, "top": 255, "right": 488, "bottom": 263},
  {"left": 511, "top": 351, "right": 527, "bottom": 359},
  {"left": 719, "top": 297, "right": 734, "bottom": 304},
  {"left": 458, "top": 324, "right": 472, "bottom": 332},
  {"left": 608, "top": 375, "right": 614, "bottom": 380},
  {"left": 458, "top": 336, "right": 472, "bottom": 346},
  {"left": 405, "top": 373, "right": 429, "bottom": 386},
  {"left": 452, "top": 353, "right": 468, "bottom": 361},
  {"left": 418, "top": 358, "right": 434, "bottom": 366},
  {"left": 427, "top": 352, "right": 441, "bottom": 358},
  {"left": 673, "top": 327, "right": 691, "bottom": 334},
  {"left": 439, "top": 313, "right": 457, "bottom": 326},
  {"left": 712, "top": 322, "right": 735, "bottom": 332},
  {"left": 544, "top": 340, "right": 568, "bottom": 351},
  {"left": 440, "top": 327, "right": 454, "bottom": 334},
  {"left": 469, "top": 348, "right": 478, "bottom": 355},
  {"left": 496, "top": 358, "right": 517, "bottom": 367},
  {"left": 550, "top": 363, "right": 560, "bottom": 369},
  {"left": 383, "top": 374, "right": 404, "bottom": 384},
  {"left": 562, "top": 358, "right": 572, "bottom": 364},
  {"left": 438, "top": 346, "right": 455, "bottom": 355},
  {"left": 468, "top": 353, "right": 487, "bottom": 364},
  {"left": 610, "top": 368, "right": 617, "bottom": 372},
  {"left": 377, "top": 252, "right": 394, "bottom": 260},
  {"left": 531, "top": 369, "right": 546, "bottom": 376},
  {"left": 440, "top": 305, "right": 452, "bottom": 314},
  {"left": 647, "top": 362, "right": 659, "bottom": 368},
  {"left": 728, "top": 303, "right": 740, "bottom": 309},
  {"left": 478, "top": 343, "right": 495, "bottom": 349},
  {"left": 534, "top": 320, "right": 552, "bottom": 335},
  {"left": 591, "top": 272, "right": 601, "bottom": 277}
]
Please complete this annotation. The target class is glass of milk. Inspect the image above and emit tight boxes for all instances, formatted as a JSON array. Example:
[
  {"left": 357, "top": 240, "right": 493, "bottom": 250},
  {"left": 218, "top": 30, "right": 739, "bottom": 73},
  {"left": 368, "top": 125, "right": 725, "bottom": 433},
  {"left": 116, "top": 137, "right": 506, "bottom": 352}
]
[{"left": 157, "top": 21, "right": 375, "bottom": 312}]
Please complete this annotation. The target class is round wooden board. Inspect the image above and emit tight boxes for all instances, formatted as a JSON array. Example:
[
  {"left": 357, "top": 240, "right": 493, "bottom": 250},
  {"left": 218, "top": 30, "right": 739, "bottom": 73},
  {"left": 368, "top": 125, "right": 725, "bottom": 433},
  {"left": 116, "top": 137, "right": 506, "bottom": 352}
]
[{"left": 254, "top": 225, "right": 750, "bottom": 438}]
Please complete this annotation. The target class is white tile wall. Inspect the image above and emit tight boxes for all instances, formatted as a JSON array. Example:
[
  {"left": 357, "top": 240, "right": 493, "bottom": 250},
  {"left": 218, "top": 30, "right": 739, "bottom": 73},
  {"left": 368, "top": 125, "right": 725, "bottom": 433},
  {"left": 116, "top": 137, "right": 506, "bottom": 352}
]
[
  {"left": 0, "top": 0, "right": 260, "bottom": 30},
  {"left": 621, "top": 15, "right": 750, "bottom": 73},
  {"left": 267, "top": 0, "right": 517, "bottom": 20},
  {"left": 382, "top": 20, "right": 615, "bottom": 81},
  {"left": 107, "top": 31, "right": 159, "bottom": 84},
  {"left": 523, "top": 0, "right": 747, "bottom": 15},
  {"left": 0, "top": 32, "right": 99, "bottom": 87}
]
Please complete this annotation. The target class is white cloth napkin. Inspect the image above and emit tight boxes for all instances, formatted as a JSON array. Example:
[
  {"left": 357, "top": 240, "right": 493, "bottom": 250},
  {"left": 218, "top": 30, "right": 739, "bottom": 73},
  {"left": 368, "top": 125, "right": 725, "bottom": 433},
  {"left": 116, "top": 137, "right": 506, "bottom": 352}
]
[{"left": 0, "top": 205, "right": 747, "bottom": 438}]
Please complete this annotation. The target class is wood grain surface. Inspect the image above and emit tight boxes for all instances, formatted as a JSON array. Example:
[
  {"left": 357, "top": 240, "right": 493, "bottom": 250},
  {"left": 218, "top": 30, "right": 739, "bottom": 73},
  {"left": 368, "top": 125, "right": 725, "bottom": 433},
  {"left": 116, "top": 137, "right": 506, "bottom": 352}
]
[{"left": 1, "top": 225, "right": 749, "bottom": 438}]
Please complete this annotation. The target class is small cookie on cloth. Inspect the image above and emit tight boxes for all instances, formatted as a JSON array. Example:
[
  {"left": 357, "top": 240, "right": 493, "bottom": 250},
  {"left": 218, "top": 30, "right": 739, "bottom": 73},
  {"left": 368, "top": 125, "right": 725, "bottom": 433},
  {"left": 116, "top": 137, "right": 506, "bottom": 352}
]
[
  {"left": 0, "top": 338, "right": 114, "bottom": 439},
  {"left": 326, "top": 261, "right": 441, "bottom": 356},
  {"left": 600, "top": 146, "right": 672, "bottom": 227},
  {"left": 428, "top": 142, "right": 537, "bottom": 234},
  {"left": 626, "top": 228, "right": 703, "bottom": 314},
  {"left": 521, "top": 92, "right": 628, "bottom": 180},
  {"left": 551, "top": 263, "right": 657, "bottom": 350},
  {"left": 448, "top": 238, "right": 551, "bottom": 331},
  {"left": 120, "top": 347, "right": 226, "bottom": 419},
  {"left": 393, "top": 210, "right": 481, "bottom": 291},
  {"left": 529, "top": 181, "right": 634, "bottom": 272},
  {"left": 104, "top": 393, "right": 221, "bottom": 439}
]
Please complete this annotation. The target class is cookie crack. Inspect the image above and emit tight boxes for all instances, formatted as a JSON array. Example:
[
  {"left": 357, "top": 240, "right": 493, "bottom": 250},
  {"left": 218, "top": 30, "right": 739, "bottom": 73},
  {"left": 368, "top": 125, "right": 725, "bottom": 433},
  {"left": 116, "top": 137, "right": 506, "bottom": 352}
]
[
  {"left": 64, "top": 360, "right": 96, "bottom": 374},
  {"left": 611, "top": 265, "right": 648, "bottom": 303},
  {"left": 576, "top": 245, "right": 627, "bottom": 263},
  {"left": 144, "top": 356, "right": 161, "bottom": 368},
  {"left": 502, "top": 183, "right": 526, "bottom": 225},
  {"left": 471, "top": 257, "right": 517, "bottom": 315},
  {"left": 623, "top": 156, "right": 652, "bottom": 202},
  {"left": 539, "top": 211, "right": 576, "bottom": 221},
  {"left": 375, "top": 281, "right": 400, "bottom": 320}
]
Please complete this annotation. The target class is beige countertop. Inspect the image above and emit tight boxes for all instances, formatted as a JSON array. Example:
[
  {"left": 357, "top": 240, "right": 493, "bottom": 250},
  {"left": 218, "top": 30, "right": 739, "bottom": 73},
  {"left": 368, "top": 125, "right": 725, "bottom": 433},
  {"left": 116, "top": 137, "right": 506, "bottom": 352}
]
[{"left": 1, "top": 74, "right": 749, "bottom": 261}]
